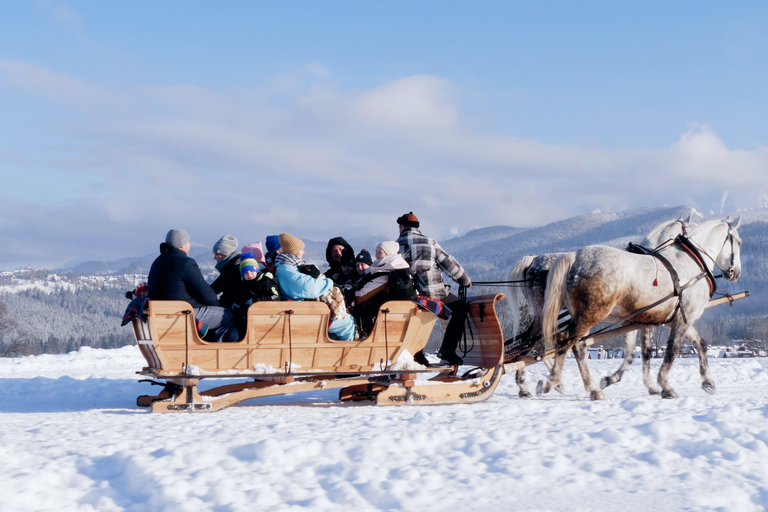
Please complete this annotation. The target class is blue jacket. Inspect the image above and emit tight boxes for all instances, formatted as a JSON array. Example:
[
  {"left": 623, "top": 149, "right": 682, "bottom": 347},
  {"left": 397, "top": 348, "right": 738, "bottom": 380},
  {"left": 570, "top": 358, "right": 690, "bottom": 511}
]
[
  {"left": 276, "top": 262, "right": 356, "bottom": 340},
  {"left": 276, "top": 263, "right": 334, "bottom": 300},
  {"left": 148, "top": 247, "right": 219, "bottom": 308}
]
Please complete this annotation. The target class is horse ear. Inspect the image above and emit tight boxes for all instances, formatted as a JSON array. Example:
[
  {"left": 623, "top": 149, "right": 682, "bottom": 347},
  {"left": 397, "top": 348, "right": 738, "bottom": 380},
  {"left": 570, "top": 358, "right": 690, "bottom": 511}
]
[
  {"left": 724, "top": 214, "right": 732, "bottom": 223},
  {"left": 731, "top": 215, "right": 742, "bottom": 230}
]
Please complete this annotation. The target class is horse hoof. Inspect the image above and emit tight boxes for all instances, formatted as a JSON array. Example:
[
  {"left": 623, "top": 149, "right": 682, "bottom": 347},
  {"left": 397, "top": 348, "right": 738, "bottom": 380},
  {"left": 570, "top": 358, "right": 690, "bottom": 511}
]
[
  {"left": 590, "top": 390, "right": 604, "bottom": 401},
  {"left": 702, "top": 382, "right": 716, "bottom": 395},
  {"left": 554, "top": 384, "right": 565, "bottom": 395},
  {"left": 536, "top": 380, "right": 545, "bottom": 395},
  {"left": 648, "top": 387, "right": 661, "bottom": 396},
  {"left": 661, "top": 389, "right": 678, "bottom": 399},
  {"left": 600, "top": 376, "right": 611, "bottom": 389},
  {"left": 519, "top": 390, "right": 532, "bottom": 398}
]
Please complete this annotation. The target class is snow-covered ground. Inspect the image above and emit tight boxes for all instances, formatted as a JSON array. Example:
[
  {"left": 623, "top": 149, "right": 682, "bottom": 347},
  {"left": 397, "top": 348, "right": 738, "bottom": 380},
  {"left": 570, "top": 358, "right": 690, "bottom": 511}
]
[{"left": 1, "top": 347, "right": 768, "bottom": 512}]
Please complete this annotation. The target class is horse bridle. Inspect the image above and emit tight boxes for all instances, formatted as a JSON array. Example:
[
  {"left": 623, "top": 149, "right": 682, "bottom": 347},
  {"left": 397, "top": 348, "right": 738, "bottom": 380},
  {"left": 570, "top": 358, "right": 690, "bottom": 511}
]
[{"left": 684, "top": 222, "right": 739, "bottom": 281}]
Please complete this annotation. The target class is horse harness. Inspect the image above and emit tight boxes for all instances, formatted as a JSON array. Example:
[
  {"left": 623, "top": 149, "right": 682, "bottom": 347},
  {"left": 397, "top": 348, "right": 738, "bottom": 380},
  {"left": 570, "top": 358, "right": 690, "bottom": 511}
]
[{"left": 624, "top": 233, "right": 721, "bottom": 325}]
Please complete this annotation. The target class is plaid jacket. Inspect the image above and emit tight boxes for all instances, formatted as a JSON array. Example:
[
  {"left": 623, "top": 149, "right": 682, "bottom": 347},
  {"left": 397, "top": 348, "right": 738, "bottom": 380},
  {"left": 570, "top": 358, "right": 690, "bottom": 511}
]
[{"left": 396, "top": 228, "right": 471, "bottom": 300}]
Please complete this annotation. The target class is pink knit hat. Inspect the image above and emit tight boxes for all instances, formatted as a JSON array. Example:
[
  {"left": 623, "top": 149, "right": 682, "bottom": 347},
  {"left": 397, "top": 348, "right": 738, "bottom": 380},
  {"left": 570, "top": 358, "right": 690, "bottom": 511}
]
[{"left": 242, "top": 242, "right": 266, "bottom": 264}]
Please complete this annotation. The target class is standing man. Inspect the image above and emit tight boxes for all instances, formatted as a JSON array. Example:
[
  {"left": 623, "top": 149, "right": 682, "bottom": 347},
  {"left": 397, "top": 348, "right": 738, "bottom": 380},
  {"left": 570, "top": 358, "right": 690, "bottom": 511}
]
[
  {"left": 396, "top": 212, "right": 472, "bottom": 365},
  {"left": 148, "top": 229, "right": 239, "bottom": 342}
]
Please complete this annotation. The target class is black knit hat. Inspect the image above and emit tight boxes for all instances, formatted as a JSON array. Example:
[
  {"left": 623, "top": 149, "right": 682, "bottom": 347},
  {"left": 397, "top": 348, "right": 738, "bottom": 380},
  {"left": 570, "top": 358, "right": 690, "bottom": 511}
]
[
  {"left": 355, "top": 249, "right": 373, "bottom": 266},
  {"left": 397, "top": 212, "right": 419, "bottom": 228}
]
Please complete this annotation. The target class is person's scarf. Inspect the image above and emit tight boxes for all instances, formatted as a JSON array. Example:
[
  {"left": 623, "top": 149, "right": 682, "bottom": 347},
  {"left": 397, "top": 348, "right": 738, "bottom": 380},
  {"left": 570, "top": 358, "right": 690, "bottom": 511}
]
[
  {"left": 275, "top": 252, "right": 304, "bottom": 267},
  {"left": 215, "top": 251, "right": 240, "bottom": 273}
]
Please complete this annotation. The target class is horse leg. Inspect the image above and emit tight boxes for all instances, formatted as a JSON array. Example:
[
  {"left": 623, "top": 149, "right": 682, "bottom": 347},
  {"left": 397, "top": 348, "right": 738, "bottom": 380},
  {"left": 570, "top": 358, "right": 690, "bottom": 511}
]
[
  {"left": 687, "top": 328, "right": 715, "bottom": 394},
  {"left": 572, "top": 339, "right": 604, "bottom": 400},
  {"left": 542, "top": 358, "right": 564, "bottom": 393},
  {"left": 601, "top": 329, "right": 638, "bottom": 390},
  {"left": 536, "top": 332, "right": 569, "bottom": 395},
  {"left": 657, "top": 324, "right": 685, "bottom": 399},
  {"left": 640, "top": 326, "right": 660, "bottom": 395},
  {"left": 515, "top": 369, "right": 532, "bottom": 398},
  {"left": 537, "top": 321, "right": 590, "bottom": 396}
]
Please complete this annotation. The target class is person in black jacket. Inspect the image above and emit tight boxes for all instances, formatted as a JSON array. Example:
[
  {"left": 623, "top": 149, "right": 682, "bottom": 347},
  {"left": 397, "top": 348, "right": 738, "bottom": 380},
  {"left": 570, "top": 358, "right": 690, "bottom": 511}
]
[
  {"left": 210, "top": 235, "right": 241, "bottom": 309},
  {"left": 147, "top": 229, "right": 239, "bottom": 342},
  {"left": 325, "top": 236, "right": 354, "bottom": 285}
]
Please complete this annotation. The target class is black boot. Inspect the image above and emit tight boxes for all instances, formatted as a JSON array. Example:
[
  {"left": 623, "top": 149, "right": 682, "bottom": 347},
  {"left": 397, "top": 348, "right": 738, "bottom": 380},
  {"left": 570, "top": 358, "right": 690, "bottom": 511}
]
[
  {"left": 413, "top": 350, "right": 430, "bottom": 367},
  {"left": 437, "top": 351, "right": 463, "bottom": 366}
]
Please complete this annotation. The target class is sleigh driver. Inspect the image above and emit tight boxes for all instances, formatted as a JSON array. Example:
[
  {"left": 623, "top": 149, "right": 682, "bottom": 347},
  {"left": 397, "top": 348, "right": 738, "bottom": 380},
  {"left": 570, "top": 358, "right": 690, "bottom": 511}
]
[{"left": 396, "top": 212, "right": 472, "bottom": 366}]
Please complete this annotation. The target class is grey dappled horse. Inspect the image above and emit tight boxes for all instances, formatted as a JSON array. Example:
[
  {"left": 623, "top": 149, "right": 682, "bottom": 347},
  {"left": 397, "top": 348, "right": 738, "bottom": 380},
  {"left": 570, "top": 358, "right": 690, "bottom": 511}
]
[
  {"left": 599, "top": 218, "right": 693, "bottom": 394},
  {"left": 506, "top": 218, "right": 691, "bottom": 398},
  {"left": 539, "top": 218, "right": 742, "bottom": 400}
]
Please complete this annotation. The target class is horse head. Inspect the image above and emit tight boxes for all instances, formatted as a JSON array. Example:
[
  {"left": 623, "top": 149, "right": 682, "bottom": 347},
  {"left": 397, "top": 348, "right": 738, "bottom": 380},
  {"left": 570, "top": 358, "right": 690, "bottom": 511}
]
[
  {"left": 689, "top": 217, "right": 742, "bottom": 282},
  {"left": 720, "top": 216, "right": 742, "bottom": 281}
]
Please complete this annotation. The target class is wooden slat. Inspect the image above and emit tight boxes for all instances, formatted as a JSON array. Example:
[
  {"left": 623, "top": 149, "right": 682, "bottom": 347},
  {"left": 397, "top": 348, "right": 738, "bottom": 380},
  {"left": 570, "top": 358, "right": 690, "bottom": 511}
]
[
  {"left": 144, "top": 299, "right": 437, "bottom": 376},
  {"left": 457, "top": 294, "right": 506, "bottom": 368}
]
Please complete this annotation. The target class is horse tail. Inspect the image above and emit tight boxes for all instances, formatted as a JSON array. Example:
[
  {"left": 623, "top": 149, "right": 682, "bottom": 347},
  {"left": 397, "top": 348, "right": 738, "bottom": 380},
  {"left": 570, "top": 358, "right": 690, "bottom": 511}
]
[
  {"left": 542, "top": 252, "right": 576, "bottom": 348},
  {"left": 506, "top": 256, "right": 535, "bottom": 337}
]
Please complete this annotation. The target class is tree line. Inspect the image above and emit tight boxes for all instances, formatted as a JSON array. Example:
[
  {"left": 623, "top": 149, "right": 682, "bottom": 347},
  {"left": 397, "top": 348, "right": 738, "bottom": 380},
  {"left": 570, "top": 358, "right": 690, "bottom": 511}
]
[{"left": 0, "top": 287, "right": 135, "bottom": 357}]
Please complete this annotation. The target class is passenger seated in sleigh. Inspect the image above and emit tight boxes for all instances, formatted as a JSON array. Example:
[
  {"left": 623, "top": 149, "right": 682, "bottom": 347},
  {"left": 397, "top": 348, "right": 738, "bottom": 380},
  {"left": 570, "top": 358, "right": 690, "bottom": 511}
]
[
  {"left": 353, "top": 241, "right": 417, "bottom": 336},
  {"left": 274, "top": 233, "right": 358, "bottom": 341}
]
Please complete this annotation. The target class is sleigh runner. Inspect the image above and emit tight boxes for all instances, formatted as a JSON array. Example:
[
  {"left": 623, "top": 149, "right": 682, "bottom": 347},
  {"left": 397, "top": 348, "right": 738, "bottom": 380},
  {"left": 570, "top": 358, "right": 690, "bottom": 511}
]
[{"left": 131, "top": 293, "right": 506, "bottom": 412}]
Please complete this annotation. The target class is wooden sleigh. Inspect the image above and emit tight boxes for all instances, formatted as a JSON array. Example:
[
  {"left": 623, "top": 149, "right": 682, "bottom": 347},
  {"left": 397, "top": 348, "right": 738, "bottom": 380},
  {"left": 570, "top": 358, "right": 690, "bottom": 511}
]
[
  {"left": 131, "top": 293, "right": 506, "bottom": 412},
  {"left": 503, "top": 291, "right": 750, "bottom": 372}
]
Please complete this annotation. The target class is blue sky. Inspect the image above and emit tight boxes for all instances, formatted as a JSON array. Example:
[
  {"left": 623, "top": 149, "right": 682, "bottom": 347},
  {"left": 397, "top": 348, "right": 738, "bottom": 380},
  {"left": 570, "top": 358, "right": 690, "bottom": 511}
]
[{"left": 1, "top": 1, "right": 767, "bottom": 269}]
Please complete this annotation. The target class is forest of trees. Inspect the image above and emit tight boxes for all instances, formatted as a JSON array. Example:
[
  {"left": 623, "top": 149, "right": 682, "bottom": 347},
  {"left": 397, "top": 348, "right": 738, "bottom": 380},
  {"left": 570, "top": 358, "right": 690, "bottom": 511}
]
[{"left": 0, "top": 287, "right": 135, "bottom": 357}]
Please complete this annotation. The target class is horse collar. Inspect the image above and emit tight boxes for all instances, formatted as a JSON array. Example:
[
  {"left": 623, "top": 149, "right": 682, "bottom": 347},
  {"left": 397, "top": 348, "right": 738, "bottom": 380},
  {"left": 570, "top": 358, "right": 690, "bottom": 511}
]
[{"left": 674, "top": 235, "right": 717, "bottom": 297}]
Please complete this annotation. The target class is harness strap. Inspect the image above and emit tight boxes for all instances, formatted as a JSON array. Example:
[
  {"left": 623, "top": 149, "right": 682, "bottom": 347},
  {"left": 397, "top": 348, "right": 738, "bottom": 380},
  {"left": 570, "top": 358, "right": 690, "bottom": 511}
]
[
  {"left": 675, "top": 235, "right": 717, "bottom": 297},
  {"left": 626, "top": 242, "right": 682, "bottom": 298},
  {"left": 458, "top": 286, "right": 475, "bottom": 357},
  {"left": 583, "top": 271, "right": 707, "bottom": 342}
]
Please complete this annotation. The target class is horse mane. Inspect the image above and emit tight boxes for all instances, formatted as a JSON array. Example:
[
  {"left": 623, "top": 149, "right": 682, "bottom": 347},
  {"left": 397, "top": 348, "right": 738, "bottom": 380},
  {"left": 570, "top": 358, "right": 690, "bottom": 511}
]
[
  {"left": 642, "top": 217, "right": 693, "bottom": 247},
  {"left": 506, "top": 255, "right": 536, "bottom": 337}
]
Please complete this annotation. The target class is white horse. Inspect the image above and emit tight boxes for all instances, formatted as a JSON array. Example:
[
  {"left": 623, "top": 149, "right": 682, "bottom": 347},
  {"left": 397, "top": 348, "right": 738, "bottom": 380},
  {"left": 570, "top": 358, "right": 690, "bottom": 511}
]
[
  {"left": 599, "top": 217, "right": 693, "bottom": 394},
  {"left": 538, "top": 218, "right": 741, "bottom": 399},
  {"left": 506, "top": 218, "right": 691, "bottom": 398}
]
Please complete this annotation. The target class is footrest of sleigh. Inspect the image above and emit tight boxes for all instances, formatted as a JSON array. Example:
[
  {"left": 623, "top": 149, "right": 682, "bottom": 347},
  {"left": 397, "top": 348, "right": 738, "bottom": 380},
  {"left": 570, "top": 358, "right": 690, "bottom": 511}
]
[
  {"left": 136, "top": 380, "right": 183, "bottom": 407},
  {"left": 339, "top": 383, "right": 388, "bottom": 402}
]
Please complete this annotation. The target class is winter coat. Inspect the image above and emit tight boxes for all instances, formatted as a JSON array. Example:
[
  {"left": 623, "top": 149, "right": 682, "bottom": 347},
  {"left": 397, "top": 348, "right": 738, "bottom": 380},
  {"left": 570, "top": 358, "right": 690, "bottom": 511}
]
[
  {"left": 147, "top": 247, "right": 219, "bottom": 308},
  {"left": 325, "top": 236, "right": 354, "bottom": 283},
  {"left": 276, "top": 261, "right": 356, "bottom": 341},
  {"left": 231, "top": 271, "right": 280, "bottom": 318},
  {"left": 210, "top": 253, "right": 242, "bottom": 309},
  {"left": 276, "top": 262, "right": 335, "bottom": 300},
  {"left": 396, "top": 227, "right": 471, "bottom": 300},
  {"left": 355, "top": 254, "right": 410, "bottom": 305}
]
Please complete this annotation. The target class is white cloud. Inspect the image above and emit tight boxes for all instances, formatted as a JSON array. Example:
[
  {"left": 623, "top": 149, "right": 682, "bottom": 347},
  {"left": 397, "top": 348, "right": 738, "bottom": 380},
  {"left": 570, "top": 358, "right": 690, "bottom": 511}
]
[
  {"left": 0, "top": 57, "right": 109, "bottom": 106},
  {"left": 345, "top": 75, "right": 458, "bottom": 131},
  {"left": 3, "top": 61, "right": 768, "bottom": 267}
]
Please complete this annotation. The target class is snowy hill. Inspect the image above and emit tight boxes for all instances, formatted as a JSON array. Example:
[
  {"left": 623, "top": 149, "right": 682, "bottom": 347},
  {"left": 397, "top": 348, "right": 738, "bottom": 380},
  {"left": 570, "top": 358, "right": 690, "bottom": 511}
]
[{"left": 1, "top": 205, "right": 767, "bottom": 357}]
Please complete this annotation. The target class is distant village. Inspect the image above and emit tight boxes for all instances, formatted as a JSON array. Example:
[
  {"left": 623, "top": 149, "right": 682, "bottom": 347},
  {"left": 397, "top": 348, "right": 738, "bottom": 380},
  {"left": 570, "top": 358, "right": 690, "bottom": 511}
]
[{"left": 0, "top": 267, "right": 147, "bottom": 291}]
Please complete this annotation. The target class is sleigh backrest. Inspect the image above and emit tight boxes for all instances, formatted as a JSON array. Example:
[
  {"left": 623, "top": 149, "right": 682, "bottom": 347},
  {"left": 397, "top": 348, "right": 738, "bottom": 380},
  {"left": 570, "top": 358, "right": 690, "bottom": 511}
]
[{"left": 136, "top": 299, "right": 437, "bottom": 376}]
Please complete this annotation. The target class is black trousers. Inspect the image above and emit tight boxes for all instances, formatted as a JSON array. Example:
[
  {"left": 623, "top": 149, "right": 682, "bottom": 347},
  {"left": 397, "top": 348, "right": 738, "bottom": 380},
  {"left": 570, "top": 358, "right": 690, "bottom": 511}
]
[{"left": 439, "top": 293, "right": 468, "bottom": 356}]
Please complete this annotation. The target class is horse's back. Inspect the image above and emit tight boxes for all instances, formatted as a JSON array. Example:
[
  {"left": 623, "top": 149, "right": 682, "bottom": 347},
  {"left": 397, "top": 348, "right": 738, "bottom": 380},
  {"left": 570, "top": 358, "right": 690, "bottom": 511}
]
[{"left": 567, "top": 245, "right": 677, "bottom": 321}]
